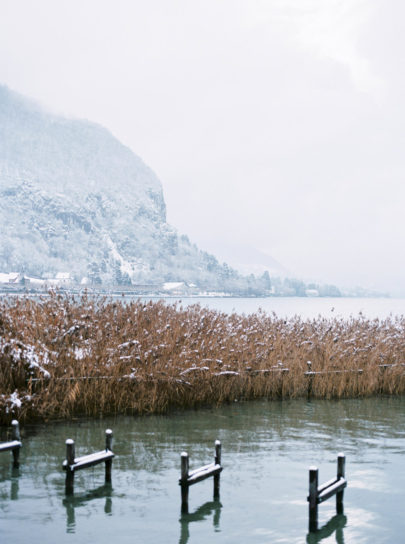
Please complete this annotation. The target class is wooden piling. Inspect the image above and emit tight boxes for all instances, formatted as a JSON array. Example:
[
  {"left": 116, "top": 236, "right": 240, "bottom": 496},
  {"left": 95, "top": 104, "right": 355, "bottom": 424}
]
[
  {"left": 308, "top": 466, "right": 319, "bottom": 532},
  {"left": 214, "top": 440, "right": 221, "bottom": 500},
  {"left": 105, "top": 429, "right": 113, "bottom": 483},
  {"left": 65, "top": 439, "right": 75, "bottom": 495},
  {"left": 11, "top": 420, "right": 20, "bottom": 468},
  {"left": 336, "top": 453, "right": 345, "bottom": 515},
  {"left": 181, "top": 452, "right": 189, "bottom": 514}
]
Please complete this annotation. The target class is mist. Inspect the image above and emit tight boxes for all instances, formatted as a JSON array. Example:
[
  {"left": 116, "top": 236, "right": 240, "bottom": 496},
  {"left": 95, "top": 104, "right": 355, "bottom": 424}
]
[{"left": 1, "top": 0, "right": 404, "bottom": 293}]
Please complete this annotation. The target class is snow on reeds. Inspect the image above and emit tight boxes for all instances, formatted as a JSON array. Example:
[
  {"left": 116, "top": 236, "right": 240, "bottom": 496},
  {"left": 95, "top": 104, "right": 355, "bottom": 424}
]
[{"left": 0, "top": 292, "right": 404, "bottom": 423}]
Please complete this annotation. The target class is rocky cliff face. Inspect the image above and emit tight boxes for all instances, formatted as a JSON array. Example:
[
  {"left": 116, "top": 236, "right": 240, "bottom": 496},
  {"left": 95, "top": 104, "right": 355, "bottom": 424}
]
[{"left": 0, "top": 85, "right": 252, "bottom": 290}]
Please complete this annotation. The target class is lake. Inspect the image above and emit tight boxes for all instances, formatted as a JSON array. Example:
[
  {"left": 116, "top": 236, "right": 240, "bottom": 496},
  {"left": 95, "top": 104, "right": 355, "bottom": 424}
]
[
  {"left": 138, "top": 296, "right": 405, "bottom": 320},
  {"left": 1, "top": 396, "right": 404, "bottom": 543}
]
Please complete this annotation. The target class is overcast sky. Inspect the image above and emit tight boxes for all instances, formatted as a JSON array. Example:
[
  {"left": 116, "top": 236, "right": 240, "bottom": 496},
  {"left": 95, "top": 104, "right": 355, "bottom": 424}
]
[{"left": 1, "top": 0, "right": 404, "bottom": 293}]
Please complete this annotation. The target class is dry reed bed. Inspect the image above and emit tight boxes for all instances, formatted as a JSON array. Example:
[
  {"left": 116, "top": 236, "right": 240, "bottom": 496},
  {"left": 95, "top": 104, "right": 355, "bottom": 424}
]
[{"left": 0, "top": 293, "right": 404, "bottom": 424}]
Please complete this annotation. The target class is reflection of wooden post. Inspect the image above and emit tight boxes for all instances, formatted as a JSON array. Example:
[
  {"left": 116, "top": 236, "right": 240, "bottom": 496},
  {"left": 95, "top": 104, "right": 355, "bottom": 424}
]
[
  {"left": 309, "top": 466, "right": 318, "bottom": 532},
  {"left": 180, "top": 452, "right": 189, "bottom": 514},
  {"left": 65, "top": 439, "right": 75, "bottom": 495},
  {"left": 214, "top": 440, "right": 221, "bottom": 500},
  {"left": 11, "top": 420, "right": 20, "bottom": 468},
  {"left": 336, "top": 453, "right": 345, "bottom": 515},
  {"left": 105, "top": 429, "right": 113, "bottom": 483}
]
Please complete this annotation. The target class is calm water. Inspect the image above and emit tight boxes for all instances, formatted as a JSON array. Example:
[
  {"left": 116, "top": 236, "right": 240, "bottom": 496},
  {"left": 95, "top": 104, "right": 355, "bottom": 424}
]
[
  {"left": 139, "top": 296, "right": 405, "bottom": 320},
  {"left": 1, "top": 397, "right": 405, "bottom": 543}
]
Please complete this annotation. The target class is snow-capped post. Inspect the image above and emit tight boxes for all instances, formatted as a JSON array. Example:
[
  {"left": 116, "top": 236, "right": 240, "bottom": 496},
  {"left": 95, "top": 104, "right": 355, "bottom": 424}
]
[
  {"left": 308, "top": 466, "right": 319, "bottom": 532},
  {"left": 307, "top": 454, "right": 347, "bottom": 533},
  {"left": 214, "top": 440, "right": 221, "bottom": 500},
  {"left": 336, "top": 453, "right": 345, "bottom": 515},
  {"left": 306, "top": 361, "right": 313, "bottom": 398},
  {"left": 0, "top": 420, "right": 23, "bottom": 468},
  {"left": 62, "top": 430, "right": 115, "bottom": 495},
  {"left": 105, "top": 429, "right": 113, "bottom": 483},
  {"left": 179, "top": 441, "right": 223, "bottom": 514},
  {"left": 11, "top": 420, "right": 21, "bottom": 468},
  {"left": 180, "top": 452, "right": 190, "bottom": 514},
  {"left": 65, "top": 439, "right": 75, "bottom": 495}
]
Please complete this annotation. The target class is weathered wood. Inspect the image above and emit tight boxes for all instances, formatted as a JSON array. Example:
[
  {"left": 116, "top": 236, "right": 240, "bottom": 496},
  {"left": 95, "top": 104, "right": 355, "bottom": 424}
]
[
  {"left": 105, "top": 429, "right": 113, "bottom": 483},
  {"left": 317, "top": 476, "right": 337, "bottom": 496},
  {"left": 65, "top": 439, "right": 75, "bottom": 495},
  {"left": 63, "top": 450, "right": 114, "bottom": 472},
  {"left": 336, "top": 453, "right": 345, "bottom": 514},
  {"left": 308, "top": 466, "right": 319, "bottom": 532},
  {"left": 63, "top": 430, "right": 115, "bottom": 494},
  {"left": 0, "top": 440, "right": 22, "bottom": 453},
  {"left": 187, "top": 464, "right": 222, "bottom": 486},
  {"left": 214, "top": 440, "right": 221, "bottom": 499},
  {"left": 0, "top": 420, "right": 22, "bottom": 467},
  {"left": 318, "top": 479, "right": 347, "bottom": 503},
  {"left": 179, "top": 441, "right": 223, "bottom": 512},
  {"left": 11, "top": 420, "right": 21, "bottom": 468},
  {"left": 308, "top": 453, "right": 348, "bottom": 532},
  {"left": 180, "top": 452, "right": 189, "bottom": 514}
]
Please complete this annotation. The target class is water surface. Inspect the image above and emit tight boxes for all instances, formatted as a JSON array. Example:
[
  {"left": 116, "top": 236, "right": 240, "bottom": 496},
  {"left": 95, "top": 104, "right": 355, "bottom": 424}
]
[{"left": 1, "top": 397, "right": 404, "bottom": 543}]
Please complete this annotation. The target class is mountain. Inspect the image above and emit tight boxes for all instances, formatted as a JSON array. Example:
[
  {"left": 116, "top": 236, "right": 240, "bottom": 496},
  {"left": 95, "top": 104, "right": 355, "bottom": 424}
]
[{"left": 0, "top": 85, "right": 271, "bottom": 293}]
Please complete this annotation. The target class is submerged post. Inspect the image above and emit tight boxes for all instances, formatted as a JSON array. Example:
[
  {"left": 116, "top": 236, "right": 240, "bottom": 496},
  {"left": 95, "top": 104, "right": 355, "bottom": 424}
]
[
  {"left": 336, "top": 453, "right": 345, "bottom": 515},
  {"left": 309, "top": 466, "right": 319, "bottom": 532},
  {"left": 180, "top": 452, "right": 189, "bottom": 514},
  {"left": 11, "top": 420, "right": 21, "bottom": 468},
  {"left": 214, "top": 440, "right": 221, "bottom": 500},
  {"left": 105, "top": 429, "right": 113, "bottom": 483},
  {"left": 65, "top": 439, "right": 75, "bottom": 495}
]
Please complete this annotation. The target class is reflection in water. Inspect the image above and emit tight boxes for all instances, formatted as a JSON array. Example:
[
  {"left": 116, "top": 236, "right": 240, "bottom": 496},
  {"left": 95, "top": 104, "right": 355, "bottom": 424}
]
[
  {"left": 0, "top": 397, "right": 404, "bottom": 542},
  {"left": 306, "top": 514, "right": 347, "bottom": 544},
  {"left": 10, "top": 467, "right": 20, "bottom": 501},
  {"left": 179, "top": 500, "right": 222, "bottom": 544},
  {"left": 63, "top": 483, "right": 113, "bottom": 533}
]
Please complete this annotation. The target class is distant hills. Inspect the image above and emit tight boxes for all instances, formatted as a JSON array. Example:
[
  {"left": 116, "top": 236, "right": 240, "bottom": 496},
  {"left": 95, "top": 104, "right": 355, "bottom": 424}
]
[
  {"left": 0, "top": 85, "right": 275, "bottom": 294},
  {"left": 0, "top": 85, "right": 345, "bottom": 297}
]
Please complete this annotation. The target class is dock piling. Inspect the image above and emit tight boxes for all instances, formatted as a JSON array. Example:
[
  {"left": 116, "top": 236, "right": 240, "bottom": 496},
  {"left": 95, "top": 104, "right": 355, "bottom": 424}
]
[
  {"left": 63, "top": 430, "right": 115, "bottom": 495},
  {"left": 214, "top": 440, "right": 221, "bottom": 500},
  {"left": 179, "top": 441, "right": 223, "bottom": 513},
  {"left": 0, "top": 420, "right": 22, "bottom": 468},
  {"left": 307, "top": 454, "right": 347, "bottom": 532},
  {"left": 105, "top": 429, "right": 113, "bottom": 483},
  {"left": 11, "top": 420, "right": 21, "bottom": 468}
]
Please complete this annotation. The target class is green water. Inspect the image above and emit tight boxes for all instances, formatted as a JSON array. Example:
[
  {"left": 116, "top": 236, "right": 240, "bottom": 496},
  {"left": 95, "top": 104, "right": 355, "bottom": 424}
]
[{"left": 0, "top": 397, "right": 404, "bottom": 543}]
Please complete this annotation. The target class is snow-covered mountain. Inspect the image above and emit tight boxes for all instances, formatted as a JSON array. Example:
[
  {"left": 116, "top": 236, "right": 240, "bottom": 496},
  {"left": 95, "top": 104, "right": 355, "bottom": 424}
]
[{"left": 0, "top": 85, "right": 269, "bottom": 292}]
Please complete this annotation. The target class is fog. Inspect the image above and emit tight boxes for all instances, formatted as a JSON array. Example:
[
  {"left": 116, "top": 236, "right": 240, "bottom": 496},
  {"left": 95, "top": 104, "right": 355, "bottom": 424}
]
[{"left": 1, "top": 0, "right": 404, "bottom": 293}]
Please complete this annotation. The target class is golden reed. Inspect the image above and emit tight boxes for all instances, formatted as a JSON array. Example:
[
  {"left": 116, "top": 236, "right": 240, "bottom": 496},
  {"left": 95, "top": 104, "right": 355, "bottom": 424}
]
[{"left": 0, "top": 292, "right": 404, "bottom": 423}]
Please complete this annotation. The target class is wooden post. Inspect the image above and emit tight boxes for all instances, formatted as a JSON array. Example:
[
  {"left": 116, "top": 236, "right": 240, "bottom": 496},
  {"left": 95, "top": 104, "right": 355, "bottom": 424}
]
[
  {"left": 214, "top": 440, "right": 221, "bottom": 500},
  {"left": 105, "top": 429, "right": 113, "bottom": 483},
  {"left": 11, "top": 420, "right": 20, "bottom": 468},
  {"left": 65, "top": 439, "right": 75, "bottom": 495},
  {"left": 307, "top": 361, "right": 313, "bottom": 398},
  {"left": 336, "top": 453, "right": 345, "bottom": 515},
  {"left": 180, "top": 452, "right": 189, "bottom": 514},
  {"left": 309, "top": 466, "right": 319, "bottom": 532}
]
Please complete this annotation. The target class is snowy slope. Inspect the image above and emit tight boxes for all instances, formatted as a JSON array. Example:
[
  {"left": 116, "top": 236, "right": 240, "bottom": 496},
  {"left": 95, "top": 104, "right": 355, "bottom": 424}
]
[{"left": 0, "top": 85, "right": 259, "bottom": 291}]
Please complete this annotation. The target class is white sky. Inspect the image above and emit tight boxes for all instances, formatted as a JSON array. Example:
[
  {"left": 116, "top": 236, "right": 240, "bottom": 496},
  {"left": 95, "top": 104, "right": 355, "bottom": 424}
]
[{"left": 1, "top": 0, "right": 404, "bottom": 293}]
